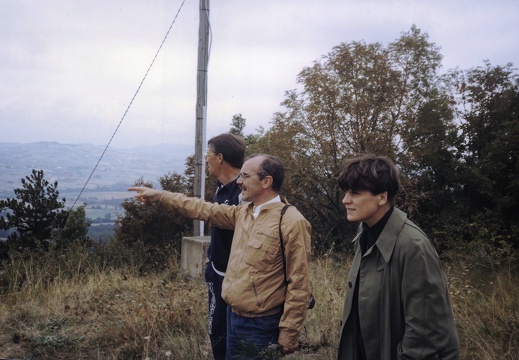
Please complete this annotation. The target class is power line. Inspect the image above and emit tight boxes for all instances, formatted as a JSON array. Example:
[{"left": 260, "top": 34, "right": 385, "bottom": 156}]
[{"left": 68, "top": 0, "right": 187, "bottom": 213}]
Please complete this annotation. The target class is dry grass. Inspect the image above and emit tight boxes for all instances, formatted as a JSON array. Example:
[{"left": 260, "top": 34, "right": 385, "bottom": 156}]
[
  {"left": 0, "top": 251, "right": 210, "bottom": 359},
  {"left": 1, "top": 248, "right": 518, "bottom": 359},
  {"left": 446, "top": 262, "right": 519, "bottom": 359}
]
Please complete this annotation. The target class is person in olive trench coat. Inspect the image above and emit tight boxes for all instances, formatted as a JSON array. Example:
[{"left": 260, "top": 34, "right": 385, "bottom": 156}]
[{"left": 337, "top": 155, "right": 460, "bottom": 360}]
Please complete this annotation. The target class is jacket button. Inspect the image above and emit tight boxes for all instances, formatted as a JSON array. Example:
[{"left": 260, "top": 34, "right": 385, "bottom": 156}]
[{"left": 348, "top": 281, "right": 352, "bottom": 288}]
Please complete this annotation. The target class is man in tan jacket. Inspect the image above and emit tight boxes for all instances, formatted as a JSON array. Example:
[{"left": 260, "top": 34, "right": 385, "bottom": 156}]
[{"left": 129, "top": 154, "right": 312, "bottom": 359}]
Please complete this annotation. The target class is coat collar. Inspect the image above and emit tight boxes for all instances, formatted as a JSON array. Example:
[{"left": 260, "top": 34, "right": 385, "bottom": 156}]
[
  {"left": 374, "top": 207, "right": 407, "bottom": 263},
  {"left": 352, "top": 208, "right": 407, "bottom": 263}
]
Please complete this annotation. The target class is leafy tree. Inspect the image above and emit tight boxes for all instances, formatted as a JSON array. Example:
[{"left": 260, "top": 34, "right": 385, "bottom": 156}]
[
  {"left": 230, "top": 113, "right": 246, "bottom": 137},
  {"left": 55, "top": 204, "right": 92, "bottom": 248},
  {"left": 115, "top": 173, "right": 192, "bottom": 251},
  {"left": 252, "top": 26, "right": 447, "bottom": 253},
  {"left": 397, "top": 91, "right": 464, "bottom": 250},
  {"left": 228, "top": 113, "right": 265, "bottom": 149},
  {"left": 437, "top": 61, "right": 519, "bottom": 252},
  {"left": 184, "top": 154, "right": 196, "bottom": 195},
  {"left": 0, "top": 169, "right": 67, "bottom": 252}
]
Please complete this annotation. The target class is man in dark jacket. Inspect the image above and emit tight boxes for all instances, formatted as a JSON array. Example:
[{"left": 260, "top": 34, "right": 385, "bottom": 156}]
[
  {"left": 204, "top": 133, "right": 245, "bottom": 360},
  {"left": 337, "top": 154, "right": 459, "bottom": 360}
]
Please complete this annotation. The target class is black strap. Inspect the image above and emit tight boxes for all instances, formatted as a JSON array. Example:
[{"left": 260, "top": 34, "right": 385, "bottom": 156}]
[
  {"left": 278, "top": 204, "right": 316, "bottom": 309},
  {"left": 279, "top": 204, "right": 291, "bottom": 285}
]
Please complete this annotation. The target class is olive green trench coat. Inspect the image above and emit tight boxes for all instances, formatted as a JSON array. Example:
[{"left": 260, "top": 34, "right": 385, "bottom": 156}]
[{"left": 338, "top": 208, "right": 459, "bottom": 360}]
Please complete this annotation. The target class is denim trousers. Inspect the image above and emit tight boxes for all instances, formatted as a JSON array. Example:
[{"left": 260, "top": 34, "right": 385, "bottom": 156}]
[{"left": 226, "top": 305, "right": 282, "bottom": 360}]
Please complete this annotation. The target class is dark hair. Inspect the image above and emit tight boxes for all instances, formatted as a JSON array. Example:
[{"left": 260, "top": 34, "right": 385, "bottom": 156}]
[
  {"left": 246, "top": 154, "right": 285, "bottom": 193},
  {"left": 337, "top": 154, "right": 400, "bottom": 206},
  {"left": 208, "top": 133, "right": 246, "bottom": 169}
]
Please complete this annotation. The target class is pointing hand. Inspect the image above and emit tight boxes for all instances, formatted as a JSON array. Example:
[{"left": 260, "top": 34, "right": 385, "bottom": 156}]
[{"left": 128, "top": 186, "right": 163, "bottom": 204}]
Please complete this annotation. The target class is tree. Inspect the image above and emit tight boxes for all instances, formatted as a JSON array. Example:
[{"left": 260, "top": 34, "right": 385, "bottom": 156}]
[
  {"left": 397, "top": 91, "right": 464, "bottom": 250},
  {"left": 228, "top": 113, "right": 265, "bottom": 149},
  {"left": 436, "top": 61, "right": 519, "bottom": 253},
  {"left": 55, "top": 204, "right": 92, "bottom": 248},
  {"left": 229, "top": 113, "right": 246, "bottom": 137},
  {"left": 0, "top": 169, "right": 67, "bottom": 252},
  {"left": 115, "top": 173, "right": 191, "bottom": 250},
  {"left": 252, "top": 26, "right": 447, "bottom": 252}
]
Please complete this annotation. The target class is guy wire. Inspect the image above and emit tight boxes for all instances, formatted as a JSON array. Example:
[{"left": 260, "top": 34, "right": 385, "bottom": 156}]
[{"left": 67, "top": 0, "right": 187, "bottom": 216}]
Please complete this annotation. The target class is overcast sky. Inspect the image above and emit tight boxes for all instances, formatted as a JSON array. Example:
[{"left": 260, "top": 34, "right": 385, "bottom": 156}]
[{"left": 1, "top": 0, "right": 518, "bottom": 149}]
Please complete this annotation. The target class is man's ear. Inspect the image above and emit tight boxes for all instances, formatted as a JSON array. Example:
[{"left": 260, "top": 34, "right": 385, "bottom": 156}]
[
  {"left": 216, "top": 152, "right": 224, "bottom": 164},
  {"left": 262, "top": 175, "right": 273, "bottom": 189},
  {"left": 378, "top": 191, "right": 388, "bottom": 206}
]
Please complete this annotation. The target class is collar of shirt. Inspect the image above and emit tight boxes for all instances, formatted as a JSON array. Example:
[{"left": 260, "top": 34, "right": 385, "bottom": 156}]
[
  {"left": 214, "top": 181, "right": 223, "bottom": 196},
  {"left": 252, "top": 195, "right": 282, "bottom": 218},
  {"left": 360, "top": 207, "right": 394, "bottom": 254},
  {"left": 214, "top": 176, "right": 241, "bottom": 203}
]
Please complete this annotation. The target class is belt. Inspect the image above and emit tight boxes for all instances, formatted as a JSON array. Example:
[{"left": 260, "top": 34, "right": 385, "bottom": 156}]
[{"left": 211, "top": 261, "right": 226, "bottom": 276}]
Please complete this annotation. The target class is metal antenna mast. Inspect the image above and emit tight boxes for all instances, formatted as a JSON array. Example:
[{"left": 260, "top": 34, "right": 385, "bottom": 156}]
[{"left": 193, "top": 0, "right": 210, "bottom": 236}]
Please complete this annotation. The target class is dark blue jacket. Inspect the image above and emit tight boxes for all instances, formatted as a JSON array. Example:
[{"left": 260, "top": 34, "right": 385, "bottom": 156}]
[{"left": 207, "top": 178, "right": 241, "bottom": 272}]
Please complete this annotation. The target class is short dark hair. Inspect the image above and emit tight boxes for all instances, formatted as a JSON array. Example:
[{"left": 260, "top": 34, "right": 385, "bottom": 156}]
[
  {"left": 337, "top": 154, "right": 400, "bottom": 206},
  {"left": 208, "top": 133, "right": 246, "bottom": 169},
  {"left": 247, "top": 154, "right": 285, "bottom": 193}
]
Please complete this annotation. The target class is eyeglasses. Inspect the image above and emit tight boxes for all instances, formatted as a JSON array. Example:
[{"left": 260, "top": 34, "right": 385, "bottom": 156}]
[{"left": 238, "top": 170, "right": 265, "bottom": 179}]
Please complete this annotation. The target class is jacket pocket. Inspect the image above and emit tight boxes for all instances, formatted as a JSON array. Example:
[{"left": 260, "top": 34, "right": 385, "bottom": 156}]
[
  {"left": 245, "top": 234, "right": 279, "bottom": 267},
  {"left": 251, "top": 275, "right": 262, "bottom": 307}
]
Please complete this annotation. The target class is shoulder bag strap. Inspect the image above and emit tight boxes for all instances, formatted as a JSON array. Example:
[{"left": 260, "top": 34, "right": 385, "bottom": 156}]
[{"left": 279, "top": 204, "right": 291, "bottom": 285}]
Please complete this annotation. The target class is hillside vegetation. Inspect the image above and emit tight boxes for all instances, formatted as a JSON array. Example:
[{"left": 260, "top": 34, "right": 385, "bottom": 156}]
[{"left": 0, "top": 246, "right": 517, "bottom": 359}]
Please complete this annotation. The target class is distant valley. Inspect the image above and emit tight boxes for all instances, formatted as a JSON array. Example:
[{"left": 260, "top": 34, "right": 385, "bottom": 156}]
[
  {"left": 0, "top": 141, "right": 193, "bottom": 194},
  {"left": 0, "top": 142, "right": 193, "bottom": 239}
]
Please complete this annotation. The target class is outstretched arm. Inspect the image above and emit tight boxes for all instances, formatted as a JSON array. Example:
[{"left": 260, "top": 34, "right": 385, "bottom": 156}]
[
  {"left": 128, "top": 186, "right": 238, "bottom": 231},
  {"left": 128, "top": 186, "right": 163, "bottom": 204}
]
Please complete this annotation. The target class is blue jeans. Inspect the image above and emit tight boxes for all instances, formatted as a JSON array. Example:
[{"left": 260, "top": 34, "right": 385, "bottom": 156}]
[{"left": 226, "top": 306, "right": 282, "bottom": 360}]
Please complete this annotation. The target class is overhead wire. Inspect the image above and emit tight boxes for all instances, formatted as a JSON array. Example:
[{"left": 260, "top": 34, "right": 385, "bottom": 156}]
[{"left": 67, "top": 0, "right": 187, "bottom": 214}]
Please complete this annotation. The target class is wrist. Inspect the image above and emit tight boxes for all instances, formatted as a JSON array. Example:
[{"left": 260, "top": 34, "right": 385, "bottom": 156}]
[{"left": 158, "top": 190, "right": 164, "bottom": 204}]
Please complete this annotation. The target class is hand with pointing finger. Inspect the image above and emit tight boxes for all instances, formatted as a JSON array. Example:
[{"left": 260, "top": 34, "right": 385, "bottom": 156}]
[{"left": 128, "top": 186, "right": 163, "bottom": 204}]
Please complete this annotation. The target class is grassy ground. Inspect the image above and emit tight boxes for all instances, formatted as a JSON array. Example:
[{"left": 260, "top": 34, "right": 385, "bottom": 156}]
[{"left": 0, "top": 249, "right": 518, "bottom": 359}]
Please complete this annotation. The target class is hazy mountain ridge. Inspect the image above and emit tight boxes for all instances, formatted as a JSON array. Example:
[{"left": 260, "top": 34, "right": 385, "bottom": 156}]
[{"left": 0, "top": 141, "right": 193, "bottom": 196}]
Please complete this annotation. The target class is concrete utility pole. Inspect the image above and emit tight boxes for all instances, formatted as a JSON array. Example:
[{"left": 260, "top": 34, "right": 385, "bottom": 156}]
[{"left": 193, "top": 0, "right": 210, "bottom": 236}]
